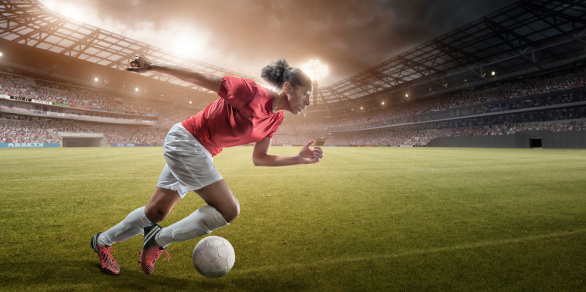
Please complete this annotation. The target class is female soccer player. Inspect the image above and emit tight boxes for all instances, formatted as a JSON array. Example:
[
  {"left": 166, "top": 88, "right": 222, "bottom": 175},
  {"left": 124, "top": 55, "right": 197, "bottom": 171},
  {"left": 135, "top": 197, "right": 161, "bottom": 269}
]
[{"left": 90, "top": 55, "right": 323, "bottom": 275}]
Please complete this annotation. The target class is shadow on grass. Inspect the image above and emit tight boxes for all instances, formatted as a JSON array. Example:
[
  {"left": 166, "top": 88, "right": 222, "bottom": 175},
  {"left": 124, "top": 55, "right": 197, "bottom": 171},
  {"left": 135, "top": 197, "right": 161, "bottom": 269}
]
[{"left": 1, "top": 260, "right": 310, "bottom": 291}]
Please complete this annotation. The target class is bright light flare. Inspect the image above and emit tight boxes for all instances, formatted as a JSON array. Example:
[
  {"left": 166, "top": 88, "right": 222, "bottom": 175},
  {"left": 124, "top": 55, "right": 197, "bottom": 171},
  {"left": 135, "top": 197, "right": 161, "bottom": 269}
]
[
  {"left": 301, "top": 59, "right": 328, "bottom": 82},
  {"left": 41, "top": 1, "right": 85, "bottom": 22},
  {"left": 42, "top": 0, "right": 56, "bottom": 10},
  {"left": 170, "top": 28, "right": 209, "bottom": 57},
  {"left": 172, "top": 37, "right": 198, "bottom": 57}
]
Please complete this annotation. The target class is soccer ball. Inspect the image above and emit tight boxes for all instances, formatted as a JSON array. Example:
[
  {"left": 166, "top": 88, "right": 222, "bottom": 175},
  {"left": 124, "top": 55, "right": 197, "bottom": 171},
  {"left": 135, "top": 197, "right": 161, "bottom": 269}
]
[{"left": 192, "top": 236, "right": 235, "bottom": 278}]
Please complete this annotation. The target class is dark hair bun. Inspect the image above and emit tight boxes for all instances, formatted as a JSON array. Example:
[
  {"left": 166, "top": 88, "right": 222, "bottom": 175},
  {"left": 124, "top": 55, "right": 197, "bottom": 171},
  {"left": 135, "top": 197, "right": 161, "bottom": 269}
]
[{"left": 261, "top": 58, "right": 290, "bottom": 88}]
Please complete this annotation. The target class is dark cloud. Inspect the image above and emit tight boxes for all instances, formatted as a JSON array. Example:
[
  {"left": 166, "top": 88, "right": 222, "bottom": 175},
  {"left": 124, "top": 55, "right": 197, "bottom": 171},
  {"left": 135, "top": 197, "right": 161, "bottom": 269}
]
[{"left": 69, "top": 0, "right": 520, "bottom": 85}]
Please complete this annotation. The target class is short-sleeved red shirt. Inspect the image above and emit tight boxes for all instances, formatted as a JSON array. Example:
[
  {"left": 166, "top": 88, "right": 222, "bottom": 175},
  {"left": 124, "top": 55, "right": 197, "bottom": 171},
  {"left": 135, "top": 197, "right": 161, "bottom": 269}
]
[{"left": 181, "top": 76, "right": 284, "bottom": 157}]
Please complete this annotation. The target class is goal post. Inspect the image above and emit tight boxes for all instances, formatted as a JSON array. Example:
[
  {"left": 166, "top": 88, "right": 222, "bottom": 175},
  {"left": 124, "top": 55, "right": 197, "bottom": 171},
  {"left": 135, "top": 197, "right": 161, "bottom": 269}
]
[{"left": 58, "top": 132, "right": 109, "bottom": 147}]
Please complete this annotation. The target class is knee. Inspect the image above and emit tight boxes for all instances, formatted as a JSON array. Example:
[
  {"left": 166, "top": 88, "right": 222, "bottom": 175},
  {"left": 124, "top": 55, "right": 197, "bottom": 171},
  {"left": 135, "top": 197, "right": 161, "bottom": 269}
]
[
  {"left": 145, "top": 205, "right": 171, "bottom": 223},
  {"left": 145, "top": 187, "right": 180, "bottom": 223},
  {"left": 220, "top": 201, "right": 240, "bottom": 224}
]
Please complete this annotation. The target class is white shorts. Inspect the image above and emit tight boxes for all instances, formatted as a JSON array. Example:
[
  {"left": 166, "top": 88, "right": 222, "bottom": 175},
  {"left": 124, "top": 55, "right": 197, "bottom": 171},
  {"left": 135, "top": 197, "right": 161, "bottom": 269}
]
[{"left": 157, "top": 123, "right": 223, "bottom": 198}]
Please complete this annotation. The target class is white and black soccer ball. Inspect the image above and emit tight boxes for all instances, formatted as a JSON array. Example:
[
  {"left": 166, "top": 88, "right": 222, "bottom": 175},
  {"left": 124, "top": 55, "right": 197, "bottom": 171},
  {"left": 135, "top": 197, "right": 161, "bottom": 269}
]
[{"left": 192, "top": 236, "right": 235, "bottom": 278}]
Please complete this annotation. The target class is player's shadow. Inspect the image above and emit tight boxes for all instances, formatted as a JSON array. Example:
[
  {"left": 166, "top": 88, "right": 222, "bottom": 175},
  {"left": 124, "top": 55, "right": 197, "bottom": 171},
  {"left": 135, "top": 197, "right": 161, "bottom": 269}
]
[
  {"left": 94, "top": 269, "right": 229, "bottom": 291},
  {"left": 85, "top": 262, "right": 310, "bottom": 291},
  {"left": 2, "top": 259, "right": 309, "bottom": 291},
  {"left": 88, "top": 261, "right": 310, "bottom": 291},
  {"left": 1, "top": 260, "right": 225, "bottom": 291},
  {"left": 86, "top": 262, "right": 230, "bottom": 291}
]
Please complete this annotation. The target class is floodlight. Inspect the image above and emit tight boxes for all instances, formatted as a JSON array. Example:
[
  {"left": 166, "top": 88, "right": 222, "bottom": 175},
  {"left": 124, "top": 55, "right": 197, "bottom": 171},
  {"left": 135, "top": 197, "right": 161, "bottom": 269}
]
[{"left": 301, "top": 59, "right": 328, "bottom": 82}]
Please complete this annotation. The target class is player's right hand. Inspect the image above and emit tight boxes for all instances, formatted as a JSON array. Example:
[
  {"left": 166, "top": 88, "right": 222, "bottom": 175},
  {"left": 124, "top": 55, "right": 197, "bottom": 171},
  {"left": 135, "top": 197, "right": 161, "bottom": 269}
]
[
  {"left": 126, "top": 55, "right": 152, "bottom": 72},
  {"left": 298, "top": 140, "right": 323, "bottom": 164}
]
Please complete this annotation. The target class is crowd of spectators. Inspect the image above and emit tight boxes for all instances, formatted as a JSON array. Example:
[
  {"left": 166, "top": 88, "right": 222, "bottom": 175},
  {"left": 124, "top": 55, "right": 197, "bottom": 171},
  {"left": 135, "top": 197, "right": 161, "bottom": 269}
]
[
  {"left": 0, "top": 73, "right": 165, "bottom": 115},
  {"left": 1, "top": 67, "right": 585, "bottom": 147},
  {"left": 328, "top": 68, "right": 586, "bottom": 131},
  {"left": 0, "top": 113, "right": 149, "bottom": 144},
  {"left": 325, "top": 119, "right": 586, "bottom": 147}
]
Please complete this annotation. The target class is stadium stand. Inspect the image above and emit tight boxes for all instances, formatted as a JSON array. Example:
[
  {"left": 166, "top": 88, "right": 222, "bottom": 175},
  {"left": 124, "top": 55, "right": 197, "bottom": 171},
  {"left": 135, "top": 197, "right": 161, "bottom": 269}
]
[
  {"left": 0, "top": 0, "right": 584, "bottom": 148},
  {"left": 0, "top": 73, "right": 164, "bottom": 115},
  {"left": 0, "top": 67, "right": 584, "bottom": 147}
]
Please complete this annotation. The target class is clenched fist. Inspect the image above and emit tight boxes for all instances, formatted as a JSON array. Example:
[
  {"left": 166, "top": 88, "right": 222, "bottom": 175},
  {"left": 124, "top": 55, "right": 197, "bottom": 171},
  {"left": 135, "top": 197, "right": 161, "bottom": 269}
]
[{"left": 126, "top": 55, "right": 152, "bottom": 72}]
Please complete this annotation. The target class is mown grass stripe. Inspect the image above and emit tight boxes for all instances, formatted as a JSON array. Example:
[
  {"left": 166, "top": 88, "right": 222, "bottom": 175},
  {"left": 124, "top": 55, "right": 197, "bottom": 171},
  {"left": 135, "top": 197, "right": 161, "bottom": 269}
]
[{"left": 234, "top": 228, "right": 586, "bottom": 274}]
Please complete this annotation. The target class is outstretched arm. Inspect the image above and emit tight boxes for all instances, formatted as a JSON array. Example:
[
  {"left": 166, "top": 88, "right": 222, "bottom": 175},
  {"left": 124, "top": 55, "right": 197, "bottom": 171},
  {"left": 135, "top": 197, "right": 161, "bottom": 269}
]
[
  {"left": 253, "top": 137, "right": 323, "bottom": 167},
  {"left": 126, "top": 55, "right": 222, "bottom": 92}
]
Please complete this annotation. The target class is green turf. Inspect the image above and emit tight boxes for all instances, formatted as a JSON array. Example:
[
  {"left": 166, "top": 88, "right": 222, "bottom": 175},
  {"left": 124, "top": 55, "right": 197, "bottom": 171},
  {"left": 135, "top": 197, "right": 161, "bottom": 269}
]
[{"left": 0, "top": 147, "right": 585, "bottom": 291}]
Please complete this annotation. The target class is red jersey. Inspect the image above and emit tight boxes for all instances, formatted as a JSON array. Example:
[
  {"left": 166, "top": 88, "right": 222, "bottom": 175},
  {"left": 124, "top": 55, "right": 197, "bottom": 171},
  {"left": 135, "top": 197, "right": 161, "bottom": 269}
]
[{"left": 182, "top": 76, "right": 284, "bottom": 157}]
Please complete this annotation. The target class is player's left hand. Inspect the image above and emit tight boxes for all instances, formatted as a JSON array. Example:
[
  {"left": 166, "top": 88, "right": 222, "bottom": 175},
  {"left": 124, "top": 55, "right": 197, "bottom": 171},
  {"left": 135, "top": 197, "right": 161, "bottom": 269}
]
[{"left": 298, "top": 140, "right": 323, "bottom": 164}]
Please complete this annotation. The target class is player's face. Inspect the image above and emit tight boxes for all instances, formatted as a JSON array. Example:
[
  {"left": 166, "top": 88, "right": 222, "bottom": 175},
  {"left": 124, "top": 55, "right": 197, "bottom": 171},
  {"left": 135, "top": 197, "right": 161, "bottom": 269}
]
[{"left": 288, "top": 84, "right": 312, "bottom": 115}]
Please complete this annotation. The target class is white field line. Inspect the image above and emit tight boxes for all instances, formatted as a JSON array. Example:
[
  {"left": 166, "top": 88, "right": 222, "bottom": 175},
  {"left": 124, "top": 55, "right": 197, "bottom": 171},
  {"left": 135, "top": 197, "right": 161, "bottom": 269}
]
[
  {"left": 0, "top": 170, "right": 398, "bottom": 181},
  {"left": 233, "top": 228, "right": 586, "bottom": 274},
  {"left": 224, "top": 170, "right": 394, "bottom": 177}
]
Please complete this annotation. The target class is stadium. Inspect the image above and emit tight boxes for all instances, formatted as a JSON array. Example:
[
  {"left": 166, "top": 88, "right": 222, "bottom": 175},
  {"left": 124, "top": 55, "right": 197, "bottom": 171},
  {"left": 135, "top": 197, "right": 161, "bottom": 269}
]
[{"left": 1, "top": 0, "right": 585, "bottom": 290}]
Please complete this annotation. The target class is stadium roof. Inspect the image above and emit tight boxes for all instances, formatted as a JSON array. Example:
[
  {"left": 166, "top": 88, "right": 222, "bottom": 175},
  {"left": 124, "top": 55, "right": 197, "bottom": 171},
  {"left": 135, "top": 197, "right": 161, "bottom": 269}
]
[
  {"left": 319, "top": 0, "right": 586, "bottom": 108},
  {"left": 0, "top": 0, "right": 585, "bottom": 108},
  {"left": 0, "top": 0, "right": 262, "bottom": 93}
]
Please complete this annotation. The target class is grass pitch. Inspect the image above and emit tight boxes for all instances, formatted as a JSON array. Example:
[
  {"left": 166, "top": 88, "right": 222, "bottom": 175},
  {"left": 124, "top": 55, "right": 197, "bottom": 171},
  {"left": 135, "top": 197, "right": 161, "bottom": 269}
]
[{"left": 0, "top": 146, "right": 585, "bottom": 291}]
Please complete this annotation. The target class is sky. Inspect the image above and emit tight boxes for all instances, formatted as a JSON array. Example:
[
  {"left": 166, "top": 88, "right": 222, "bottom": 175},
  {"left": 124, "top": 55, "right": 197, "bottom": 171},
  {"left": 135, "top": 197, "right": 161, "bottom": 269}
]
[{"left": 40, "top": 0, "right": 520, "bottom": 86}]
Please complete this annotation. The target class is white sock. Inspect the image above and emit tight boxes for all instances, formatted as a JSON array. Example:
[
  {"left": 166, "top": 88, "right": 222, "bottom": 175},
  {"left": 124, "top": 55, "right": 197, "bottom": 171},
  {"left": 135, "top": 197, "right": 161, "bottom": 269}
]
[
  {"left": 98, "top": 206, "right": 151, "bottom": 246},
  {"left": 155, "top": 205, "right": 228, "bottom": 248}
]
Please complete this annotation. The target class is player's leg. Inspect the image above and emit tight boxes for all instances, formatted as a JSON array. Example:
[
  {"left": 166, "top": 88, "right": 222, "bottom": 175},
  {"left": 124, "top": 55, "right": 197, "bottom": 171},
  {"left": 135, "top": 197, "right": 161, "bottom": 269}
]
[
  {"left": 154, "top": 122, "right": 237, "bottom": 245},
  {"left": 195, "top": 179, "right": 240, "bottom": 224},
  {"left": 144, "top": 186, "right": 182, "bottom": 223},
  {"left": 140, "top": 180, "right": 237, "bottom": 275},
  {"left": 155, "top": 179, "right": 238, "bottom": 247},
  {"left": 195, "top": 179, "right": 240, "bottom": 223},
  {"left": 92, "top": 169, "right": 180, "bottom": 275},
  {"left": 97, "top": 184, "right": 178, "bottom": 247},
  {"left": 90, "top": 207, "right": 150, "bottom": 275},
  {"left": 90, "top": 204, "right": 152, "bottom": 275},
  {"left": 139, "top": 186, "right": 181, "bottom": 275},
  {"left": 140, "top": 123, "right": 233, "bottom": 275},
  {"left": 90, "top": 233, "right": 121, "bottom": 275}
]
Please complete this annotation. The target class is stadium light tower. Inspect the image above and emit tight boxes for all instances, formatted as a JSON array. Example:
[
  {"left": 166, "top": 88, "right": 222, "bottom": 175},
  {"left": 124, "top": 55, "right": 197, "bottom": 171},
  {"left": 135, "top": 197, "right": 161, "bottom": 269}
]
[
  {"left": 301, "top": 59, "right": 328, "bottom": 105},
  {"left": 301, "top": 59, "right": 328, "bottom": 82}
]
